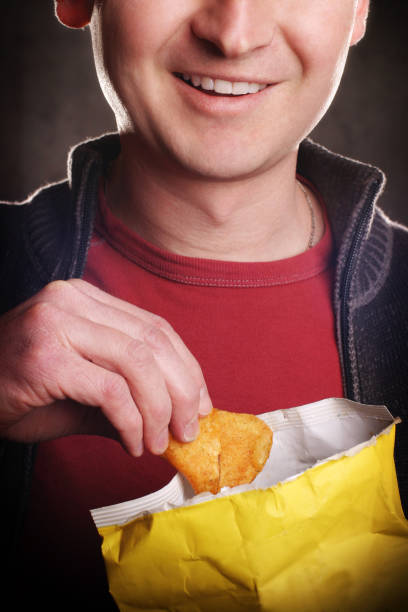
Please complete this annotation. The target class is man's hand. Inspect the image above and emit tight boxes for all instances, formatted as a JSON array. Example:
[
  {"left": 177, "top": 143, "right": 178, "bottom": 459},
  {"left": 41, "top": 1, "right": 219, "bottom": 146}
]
[{"left": 0, "top": 280, "right": 212, "bottom": 456}]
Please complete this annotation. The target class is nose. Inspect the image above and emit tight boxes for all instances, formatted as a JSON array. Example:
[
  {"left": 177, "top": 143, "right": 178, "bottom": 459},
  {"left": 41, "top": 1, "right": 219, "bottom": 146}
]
[{"left": 191, "top": 0, "right": 276, "bottom": 59}]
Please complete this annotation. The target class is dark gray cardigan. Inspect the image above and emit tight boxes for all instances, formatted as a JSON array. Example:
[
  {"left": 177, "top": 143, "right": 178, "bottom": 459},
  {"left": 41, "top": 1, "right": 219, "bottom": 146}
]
[{"left": 1, "top": 134, "right": 407, "bottom": 558}]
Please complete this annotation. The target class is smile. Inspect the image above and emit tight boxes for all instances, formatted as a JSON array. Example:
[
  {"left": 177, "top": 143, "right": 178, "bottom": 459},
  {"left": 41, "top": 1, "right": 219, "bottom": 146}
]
[{"left": 174, "top": 73, "right": 269, "bottom": 96}]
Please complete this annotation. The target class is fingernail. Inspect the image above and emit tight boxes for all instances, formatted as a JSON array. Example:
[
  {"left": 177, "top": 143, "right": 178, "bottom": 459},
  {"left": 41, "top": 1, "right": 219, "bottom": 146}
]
[
  {"left": 183, "top": 417, "right": 199, "bottom": 442},
  {"left": 199, "top": 387, "right": 213, "bottom": 416},
  {"left": 154, "top": 429, "right": 169, "bottom": 454}
]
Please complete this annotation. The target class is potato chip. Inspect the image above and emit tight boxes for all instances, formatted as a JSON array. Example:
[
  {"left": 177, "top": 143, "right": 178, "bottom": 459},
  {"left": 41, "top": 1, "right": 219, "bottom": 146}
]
[
  {"left": 163, "top": 409, "right": 273, "bottom": 495},
  {"left": 163, "top": 409, "right": 222, "bottom": 494},
  {"left": 214, "top": 409, "right": 273, "bottom": 490}
]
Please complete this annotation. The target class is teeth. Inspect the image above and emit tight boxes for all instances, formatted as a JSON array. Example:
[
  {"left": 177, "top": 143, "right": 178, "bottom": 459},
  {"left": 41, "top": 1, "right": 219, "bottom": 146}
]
[
  {"left": 248, "top": 82, "right": 261, "bottom": 93},
  {"left": 201, "top": 76, "right": 214, "bottom": 91},
  {"left": 214, "top": 79, "right": 233, "bottom": 95},
  {"left": 178, "top": 73, "right": 267, "bottom": 95},
  {"left": 232, "top": 81, "right": 250, "bottom": 95}
]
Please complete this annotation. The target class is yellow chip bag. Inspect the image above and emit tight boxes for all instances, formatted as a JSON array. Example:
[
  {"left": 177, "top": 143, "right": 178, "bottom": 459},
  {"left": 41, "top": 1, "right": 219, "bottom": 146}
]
[{"left": 91, "top": 399, "right": 408, "bottom": 612}]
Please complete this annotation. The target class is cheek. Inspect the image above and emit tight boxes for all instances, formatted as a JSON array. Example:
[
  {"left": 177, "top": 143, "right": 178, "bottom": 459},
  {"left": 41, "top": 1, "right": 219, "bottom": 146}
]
[
  {"left": 93, "top": 5, "right": 157, "bottom": 121},
  {"left": 100, "top": 0, "right": 191, "bottom": 67},
  {"left": 100, "top": 7, "right": 153, "bottom": 72},
  {"left": 286, "top": 3, "right": 356, "bottom": 80},
  {"left": 93, "top": 1, "right": 187, "bottom": 130}
]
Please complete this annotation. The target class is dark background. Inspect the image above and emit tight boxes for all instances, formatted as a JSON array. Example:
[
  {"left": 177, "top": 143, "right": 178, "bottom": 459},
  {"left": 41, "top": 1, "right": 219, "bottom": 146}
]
[{"left": 1, "top": 1, "right": 407, "bottom": 223}]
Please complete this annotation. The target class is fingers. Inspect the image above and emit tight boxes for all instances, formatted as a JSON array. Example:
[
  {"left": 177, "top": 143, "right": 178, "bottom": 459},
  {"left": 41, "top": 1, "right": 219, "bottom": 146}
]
[
  {"left": 61, "top": 312, "right": 170, "bottom": 453},
  {"left": 52, "top": 306, "right": 204, "bottom": 453},
  {"left": 6, "top": 279, "right": 212, "bottom": 455},
  {"left": 62, "top": 358, "right": 144, "bottom": 456},
  {"left": 67, "top": 280, "right": 213, "bottom": 415},
  {"left": 0, "top": 309, "right": 143, "bottom": 454},
  {"left": 34, "top": 279, "right": 212, "bottom": 428},
  {"left": 3, "top": 361, "right": 142, "bottom": 456}
]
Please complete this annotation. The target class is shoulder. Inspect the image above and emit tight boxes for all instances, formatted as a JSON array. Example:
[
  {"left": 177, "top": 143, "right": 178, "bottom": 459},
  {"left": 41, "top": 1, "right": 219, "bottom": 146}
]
[
  {"left": 0, "top": 134, "right": 118, "bottom": 298},
  {"left": 353, "top": 206, "right": 408, "bottom": 310},
  {"left": 387, "top": 212, "right": 408, "bottom": 247},
  {"left": 0, "top": 179, "right": 73, "bottom": 266},
  {"left": 375, "top": 206, "right": 408, "bottom": 268},
  {"left": 385, "top": 212, "right": 408, "bottom": 292},
  {"left": 0, "top": 180, "right": 73, "bottom": 312},
  {"left": 0, "top": 179, "right": 71, "bottom": 222}
]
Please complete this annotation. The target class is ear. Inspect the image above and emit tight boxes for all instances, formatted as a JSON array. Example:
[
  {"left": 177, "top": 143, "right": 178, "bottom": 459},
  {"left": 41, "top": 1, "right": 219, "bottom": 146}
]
[
  {"left": 350, "top": 0, "right": 370, "bottom": 45},
  {"left": 54, "top": 0, "right": 94, "bottom": 29}
]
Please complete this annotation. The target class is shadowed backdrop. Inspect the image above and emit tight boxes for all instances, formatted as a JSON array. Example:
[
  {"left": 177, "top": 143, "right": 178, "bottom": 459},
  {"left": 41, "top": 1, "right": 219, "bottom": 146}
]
[{"left": 1, "top": 1, "right": 407, "bottom": 224}]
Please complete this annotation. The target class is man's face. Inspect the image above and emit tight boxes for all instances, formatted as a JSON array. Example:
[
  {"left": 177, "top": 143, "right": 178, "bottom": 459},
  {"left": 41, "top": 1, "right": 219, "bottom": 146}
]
[{"left": 91, "top": 0, "right": 368, "bottom": 179}]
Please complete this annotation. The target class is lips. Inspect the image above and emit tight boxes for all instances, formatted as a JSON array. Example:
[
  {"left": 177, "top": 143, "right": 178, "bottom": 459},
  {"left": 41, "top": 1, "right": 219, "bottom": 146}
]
[{"left": 174, "top": 72, "right": 269, "bottom": 96}]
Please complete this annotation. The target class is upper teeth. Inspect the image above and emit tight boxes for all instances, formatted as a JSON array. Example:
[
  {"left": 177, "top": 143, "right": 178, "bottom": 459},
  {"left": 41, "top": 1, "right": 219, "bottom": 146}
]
[{"left": 180, "top": 74, "right": 267, "bottom": 95}]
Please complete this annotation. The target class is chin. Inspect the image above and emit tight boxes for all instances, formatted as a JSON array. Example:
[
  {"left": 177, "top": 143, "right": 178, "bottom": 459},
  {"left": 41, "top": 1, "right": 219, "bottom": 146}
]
[
  {"left": 179, "top": 154, "right": 266, "bottom": 181},
  {"left": 167, "top": 136, "right": 280, "bottom": 182}
]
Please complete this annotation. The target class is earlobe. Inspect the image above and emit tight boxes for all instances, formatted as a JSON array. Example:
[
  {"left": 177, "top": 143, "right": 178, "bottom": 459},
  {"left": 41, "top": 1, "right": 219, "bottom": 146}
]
[
  {"left": 55, "top": 0, "right": 94, "bottom": 29},
  {"left": 350, "top": 0, "right": 370, "bottom": 46}
]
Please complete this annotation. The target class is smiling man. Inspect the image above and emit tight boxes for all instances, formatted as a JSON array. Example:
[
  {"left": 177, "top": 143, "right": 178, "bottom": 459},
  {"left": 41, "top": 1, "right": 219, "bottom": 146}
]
[{"left": 1, "top": 0, "right": 408, "bottom": 609}]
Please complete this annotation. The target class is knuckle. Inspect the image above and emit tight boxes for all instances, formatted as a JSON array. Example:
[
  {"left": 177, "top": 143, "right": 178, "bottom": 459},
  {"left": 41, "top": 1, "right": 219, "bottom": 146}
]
[
  {"left": 189, "top": 356, "right": 206, "bottom": 384},
  {"left": 23, "top": 302, "right": 63, "bottom": 344},
  {"left": 125, "top": 338, "right": 153, "bottom": 369},
  {"left": 101, "top": 373, "right": 128, "bottom": 403},
  {"left": 26, "top": 341, "right": 52, "bottom": 371},
  {"left": 146, "top": 400, "right": 172, "bottom": 425},
  {"left": 17, "top": 332, "right": 58, "bottom": 378},
  {"left": 21, "top": 302, "right": 59, "bottom": 341},
  {"left": 174, "top": 384, "right": 201, "bottom": 412},
  {"left": 67, "top": 278, "right": 86, "bottom": 289},
  {"left": 1, "top": 304, "right": 64, "bottom": 392},
  {"left": 143, "top": 324, "right": 167, "bottom": 348},
  {"left": 42, "top": 280, "right": 74, "bottom": 304},
  {"left": 151, "top": 315, "right": 174, "bottom": 335}
]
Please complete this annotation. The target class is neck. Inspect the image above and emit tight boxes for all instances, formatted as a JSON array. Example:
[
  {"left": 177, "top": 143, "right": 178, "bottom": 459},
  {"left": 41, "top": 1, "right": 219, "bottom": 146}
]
[{"left": 105, "top": 141, "right": 323, "bottom": 262}]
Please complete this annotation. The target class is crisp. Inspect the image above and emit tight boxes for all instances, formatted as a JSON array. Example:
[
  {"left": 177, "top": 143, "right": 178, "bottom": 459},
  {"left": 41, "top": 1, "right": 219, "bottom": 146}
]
[{"left": 163, "top": 408, "right": 273, "bottom": 494}]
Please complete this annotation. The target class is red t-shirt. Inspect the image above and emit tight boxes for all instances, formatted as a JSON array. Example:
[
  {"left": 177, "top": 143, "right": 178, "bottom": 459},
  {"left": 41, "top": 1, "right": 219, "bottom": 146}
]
[{"left": 18, "top": 180, "right": 343, "bottom": 606}]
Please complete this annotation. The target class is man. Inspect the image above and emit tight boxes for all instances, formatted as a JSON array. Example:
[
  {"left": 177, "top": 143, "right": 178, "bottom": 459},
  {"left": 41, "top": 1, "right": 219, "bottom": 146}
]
[{"left": 1, "top": 0, "right": 407, "bottom": 608}]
